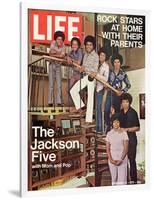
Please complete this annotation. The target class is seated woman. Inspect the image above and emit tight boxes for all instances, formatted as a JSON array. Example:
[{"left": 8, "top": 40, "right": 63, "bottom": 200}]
[{"left": 106, "top": 114, "right": 129, "bottom": 185}]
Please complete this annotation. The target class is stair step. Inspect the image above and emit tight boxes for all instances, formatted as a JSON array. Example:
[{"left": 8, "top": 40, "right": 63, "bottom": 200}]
[
  {"left": 81, "top": 124, "right": 96, "bottom": 128},
  {"left": 101, "top": 180, "right": 112, "bottom": 186},
  {"left": 96, "top": 134, "right": 106, "bottom": 137},
  {"left": 98, "top": 166, "right": 109, "bottom": 173},
  {"left": 97, "top": 153, "right": 107, "bottom": 158},
  {"left": 86, "top": 176, "right": 95, "bottom": 187},
  {"left": 29, "top": 106, "right": 73, "bottom": 116},
  {"left": 96, "top": 138, "right": 106, "bottom": 144},
  {"left": 97, "top": 160, "right": 108, "bottom": 165},
  {"left": 97, "top": 157, "right": 108, "bottom": 161},
  {"left": 97, "top": 145, "right": 106, "bottom": 150},
  {"left": 77, "top": 184, "right": 89, "bottom": 188}
]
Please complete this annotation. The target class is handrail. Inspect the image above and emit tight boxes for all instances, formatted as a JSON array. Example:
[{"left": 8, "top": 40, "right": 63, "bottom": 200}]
[
  {"left": 42, "top": 55, "right": 119, "bottom": 94},
  {"left": 28, "top": 56, "right": 44, "bottom": 66},
  {"left": 28, "top": 54, "right": 119, "bottom": 94},
  {"left": 28, "top": 55, "right": 66, "bottom": 67}
]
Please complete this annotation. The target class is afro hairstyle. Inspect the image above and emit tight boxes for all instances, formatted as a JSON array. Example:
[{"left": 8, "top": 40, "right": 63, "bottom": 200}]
[
  {"left": 84, "top": 35, "right": 96, "bottom": 49},
  {"left": 70, "top": 37, "right": 81, "bottom": 47},
  {"left": 120, "top": 93, "right": 133, "bottom": 105},
  {"left": 111, "top": 53, "right": 123, "bottom": 66},
  {"left": 54, "top": 31, "right": 65, "bottom": 41},
  {"left": 98, "top": 47, "right": 110, "bottom": 61}
]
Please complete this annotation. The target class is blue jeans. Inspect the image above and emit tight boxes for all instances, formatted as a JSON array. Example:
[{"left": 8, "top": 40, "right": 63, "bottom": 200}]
[
  {"left": 96, "top": 90, "right": 104, "bottom": 133},
  {"left": 104, "top": 91, "right": 121, "bottom": 132}
]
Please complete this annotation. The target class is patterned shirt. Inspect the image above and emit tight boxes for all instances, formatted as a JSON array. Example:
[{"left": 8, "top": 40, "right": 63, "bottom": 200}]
[
  {"left": 109, "top": 69, "right": 131, "bottom": 92},
  {"left": 82, "top": 50, "right": 99, "bottom": 73}
]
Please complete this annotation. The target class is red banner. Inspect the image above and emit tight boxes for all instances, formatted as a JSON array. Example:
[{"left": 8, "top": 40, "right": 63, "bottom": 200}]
[{"left": 29, "top": 10, "right": 83, "bottom": 44}]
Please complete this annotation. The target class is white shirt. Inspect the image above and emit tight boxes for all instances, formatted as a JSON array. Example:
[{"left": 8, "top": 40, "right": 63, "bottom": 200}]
[
  {"left": 96, "top": 62, "right": 109, "bottom": 92},
  {"left": 106, "top": 129, "right": 129, "bottom": 162}
]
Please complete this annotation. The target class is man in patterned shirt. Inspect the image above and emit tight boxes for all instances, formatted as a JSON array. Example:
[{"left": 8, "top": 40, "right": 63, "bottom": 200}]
[
  {"left": 70, "top": 35, "right": 99, "bottom": 123},
  {"left": 104, "top": 54, "right": 131, "bottom": 132}
]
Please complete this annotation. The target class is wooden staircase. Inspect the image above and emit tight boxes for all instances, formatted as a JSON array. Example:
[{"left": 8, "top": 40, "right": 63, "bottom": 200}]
[
  {"left": 95, "top": 134, "right": 111, "bottom": 186},
  {"left": 28, "top": 56, "right": 75, "bottom": 116},
  {"left": 85, "top": 134, "right": 111, "bottom": 187}
]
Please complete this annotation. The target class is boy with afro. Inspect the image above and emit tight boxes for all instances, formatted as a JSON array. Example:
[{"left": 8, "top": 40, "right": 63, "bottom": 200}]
[
  {"left": 48, "top": 31, "right": 65, "bottom": 107},
  {"left": 70, "top": 35, "right": 99, "bottom": 123}
]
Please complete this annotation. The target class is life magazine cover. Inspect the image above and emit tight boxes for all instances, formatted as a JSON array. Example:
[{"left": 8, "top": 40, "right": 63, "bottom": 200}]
[{"left": 20, "top": 3, "right": 147, "bottom": 195}]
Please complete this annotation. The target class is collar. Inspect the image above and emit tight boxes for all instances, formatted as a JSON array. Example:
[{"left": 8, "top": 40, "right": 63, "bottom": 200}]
[
  {"left": 101, "top": 61, "right": 107, "bottom": 66},
  {"left": 113, "top": 68, "right": 123, "bottom": 76},
  {"left": 85, "top": 49, "right": 95, "bottom": 56},
  {"left": 71, "top": 48, "right": 80, "bottom": 54},
  {"left": 54, "top": 40, "right": 64, "bottom": 48},
  {"left": 122, "top": 106, "right": 131, "bottom": 114},
  {"left": 112, "top": 128, "right": 121, "bottom": 134}
]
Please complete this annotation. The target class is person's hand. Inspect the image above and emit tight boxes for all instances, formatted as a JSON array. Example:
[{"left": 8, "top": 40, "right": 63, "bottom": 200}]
[
  {"left": 90, "top": 71, "right": 97, "bottom": 78},
  {"left": 115, "top": 160, "right": 123, "bottom": 166},
  {"left": 49, "top": 49, "right": 57, "bottom": 56},
  {"left": 55, "top": 50, "right": 61, "bottom": 55},
  {"left": 67, "top": 57, "right": 72, "bottom": 64},
  {"left": 79, "top": 67, "right": 85, "bottom": 73},
  {"left": 117, "top": 90, "right": 123, "bottom": 96},
  {"left": 110, "top": 159, "right": 118, "bottom": 165}
]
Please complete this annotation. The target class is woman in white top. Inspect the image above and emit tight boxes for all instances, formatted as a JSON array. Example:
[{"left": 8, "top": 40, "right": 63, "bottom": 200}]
[
  {"left": 95, "top": 47, "right": 109, "bottom": 134},
  {"left": 106, "top": 115, "right": 129, "bottom": 185}
]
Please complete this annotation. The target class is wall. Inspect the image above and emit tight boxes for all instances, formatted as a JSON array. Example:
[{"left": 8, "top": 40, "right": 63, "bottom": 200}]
[{"left": 127, "top": 68, "right": 145, "bottom": 168}]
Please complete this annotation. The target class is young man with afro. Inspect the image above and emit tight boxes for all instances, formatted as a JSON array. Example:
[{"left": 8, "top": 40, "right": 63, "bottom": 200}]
[
  {"left": 95, "top": 47, "right": 110, "bottom": 134},
  {"left": 104, "top": 53, "right": 131, "bottom": 132},
  {"left": 70, "top": 35, "right": 99, "bottom": 123},
  {"left": 48, "top": 31, "right": 65, "bottom": 107}
]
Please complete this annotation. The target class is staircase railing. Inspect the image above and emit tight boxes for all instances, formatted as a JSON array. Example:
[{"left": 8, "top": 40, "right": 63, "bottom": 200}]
[{"left": 28, "top": 55, "right": 71, "bottom": 115}]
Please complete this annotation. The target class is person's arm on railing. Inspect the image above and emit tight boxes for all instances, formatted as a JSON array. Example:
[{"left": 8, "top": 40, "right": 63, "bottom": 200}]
[
  {"left": 49, "top": 41, "right": 65, "bottom": 58},
  {"left": 49, "top": 49, "right": 65, "bottom": 58}
]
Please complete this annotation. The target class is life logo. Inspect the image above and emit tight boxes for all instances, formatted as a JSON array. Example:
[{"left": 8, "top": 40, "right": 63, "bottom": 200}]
[{"left": 29, "top": 10, "right": 83, "bottom": 44}]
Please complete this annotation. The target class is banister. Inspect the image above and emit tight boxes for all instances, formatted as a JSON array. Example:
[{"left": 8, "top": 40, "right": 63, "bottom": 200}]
[
  {"left": 28, "top": 56, "right": 44, "bottom": 67},
  {"left": 28, "top": 54, "right": 119, "bottom": 94}
]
